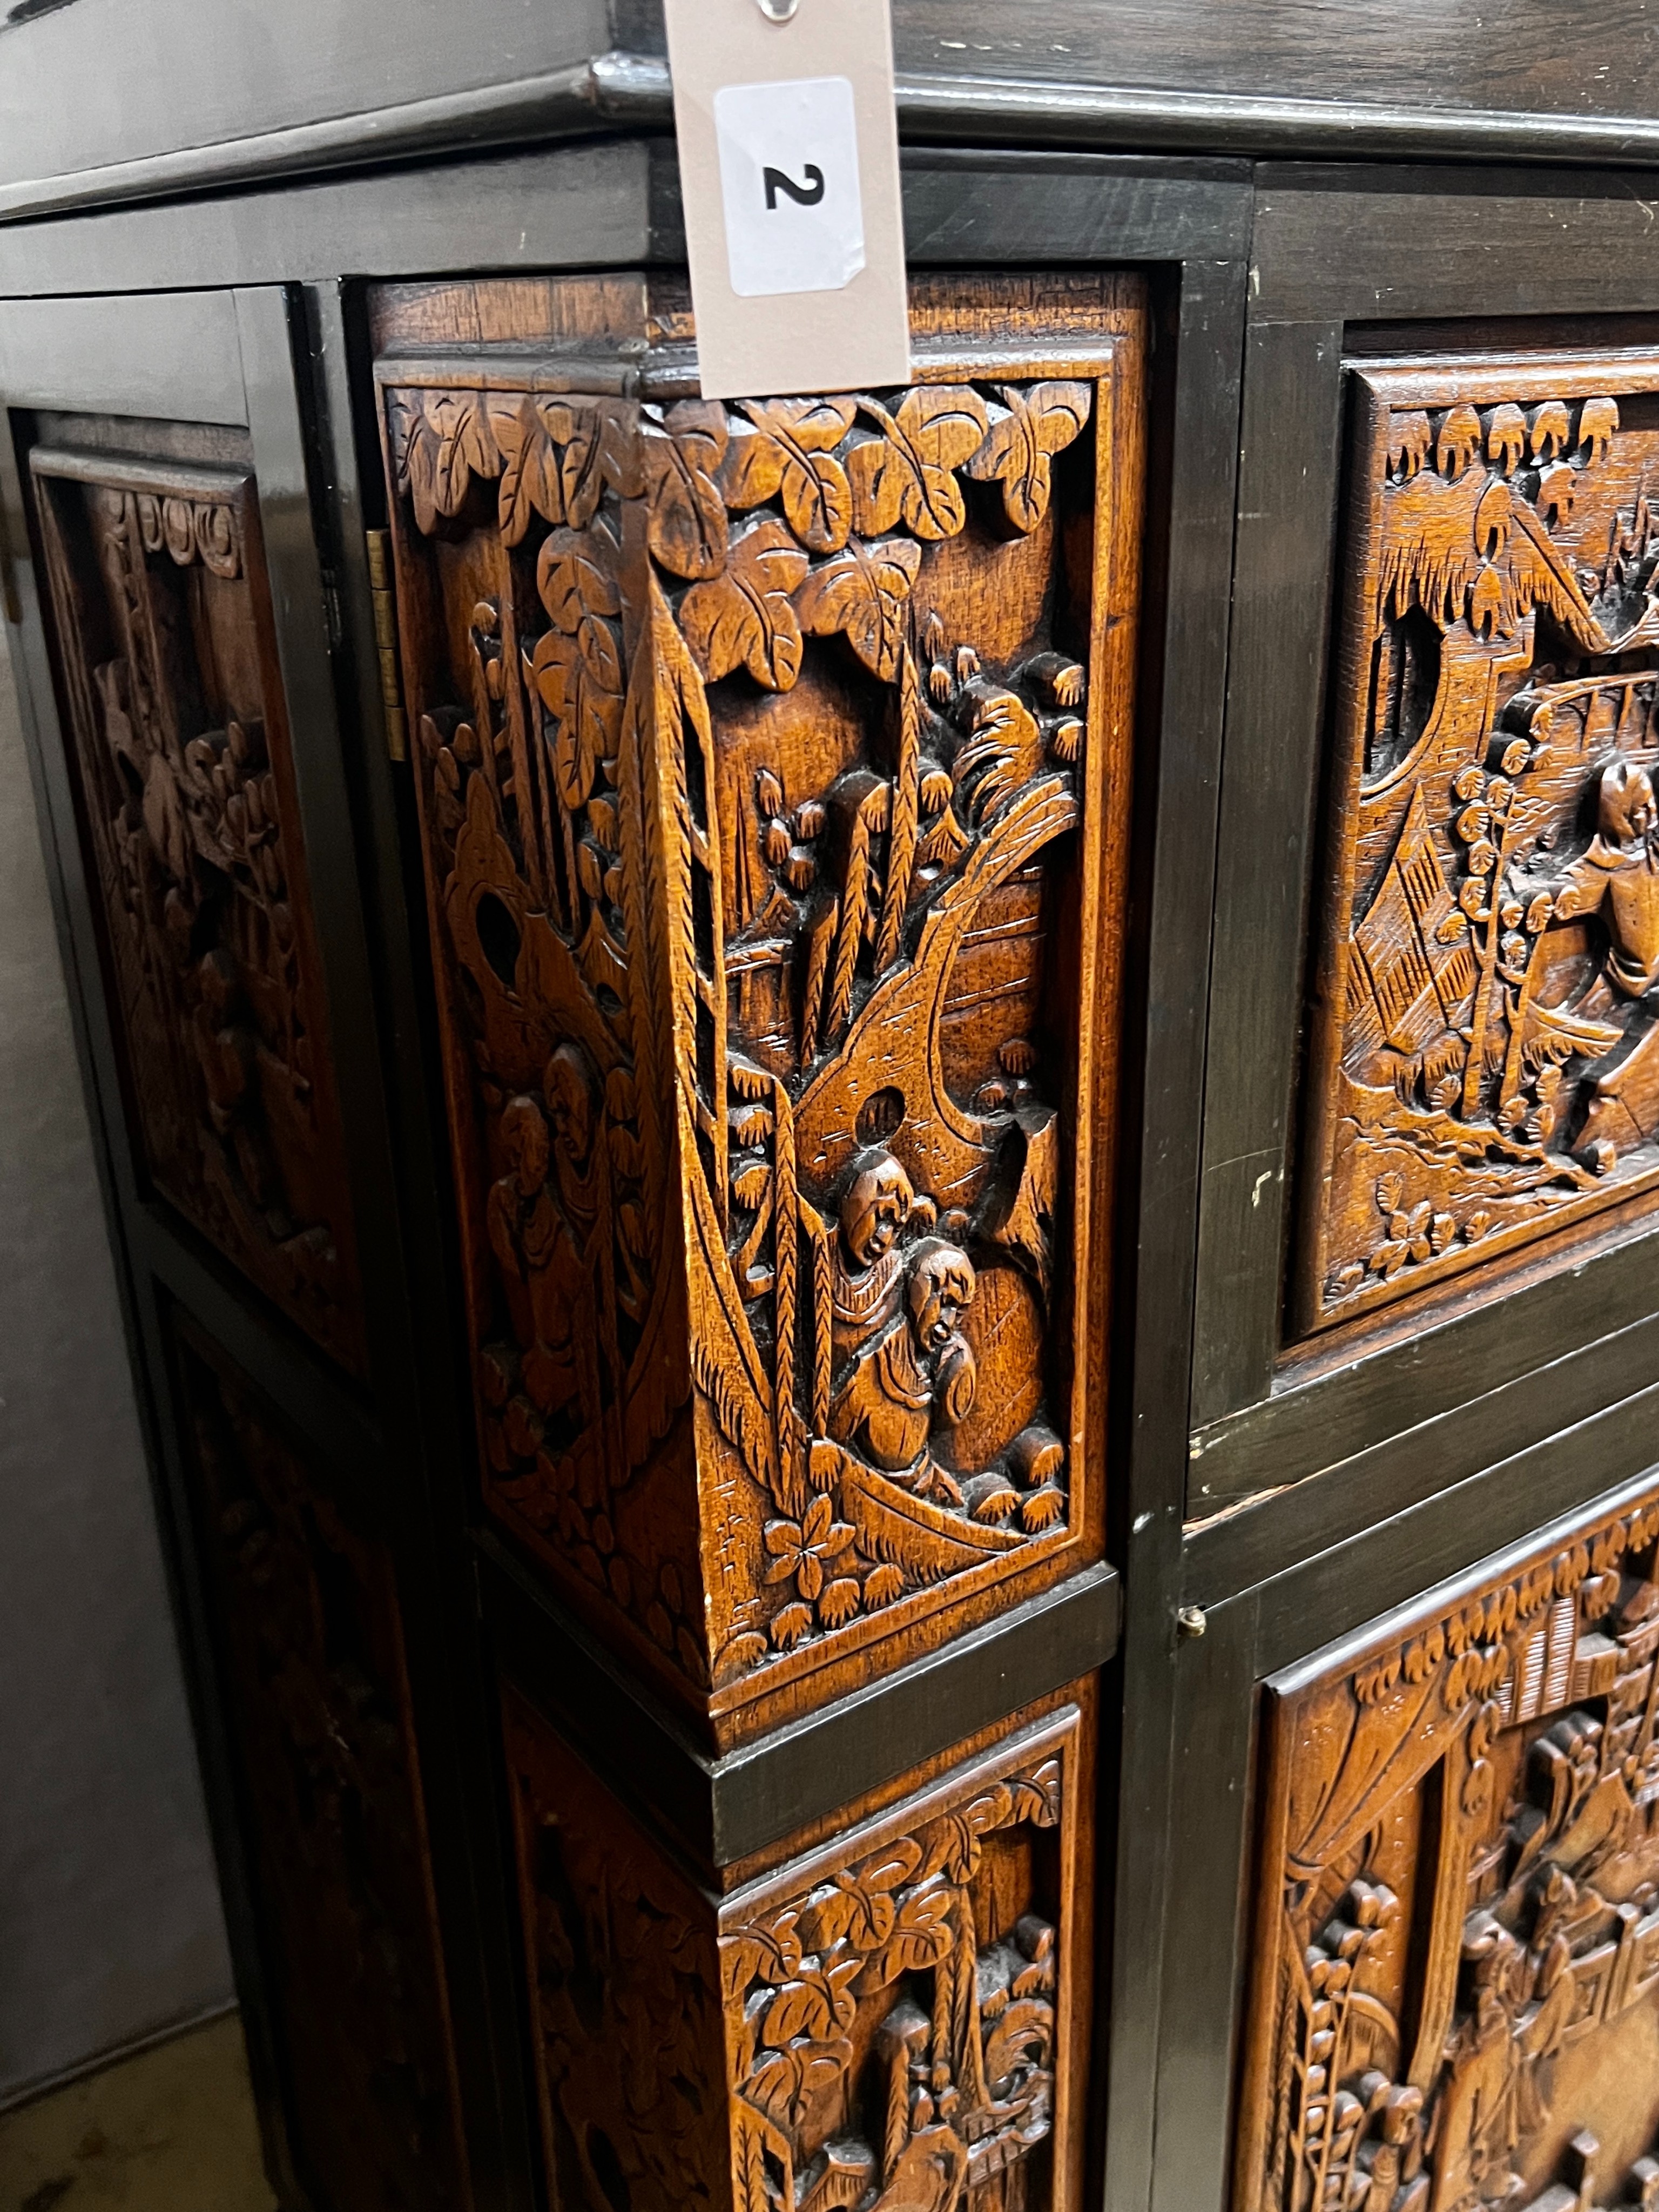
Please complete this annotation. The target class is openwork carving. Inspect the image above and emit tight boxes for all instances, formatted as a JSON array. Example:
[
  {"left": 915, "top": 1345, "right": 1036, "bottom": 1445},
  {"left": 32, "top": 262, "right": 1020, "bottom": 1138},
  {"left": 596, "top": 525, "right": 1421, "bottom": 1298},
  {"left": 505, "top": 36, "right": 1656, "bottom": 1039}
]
[
  {"left": 1305, "top": 358, "right": 1659, "bottom": 1338},
  {"left": 1237, "top": 1477, "right": 1659, "bottom": 2212},
  {"left": 31, "top": 446, "right": 362, "bottom": 1368},
  {"left": 377, "top": 304, "right": 1136, "bottom": 1728},
  {"left": 501, "top": 1684, "right": 1087, "bottom": 2212},
  {"left": 178, "top": 1322, "right": 467, "bottom": 2212}
]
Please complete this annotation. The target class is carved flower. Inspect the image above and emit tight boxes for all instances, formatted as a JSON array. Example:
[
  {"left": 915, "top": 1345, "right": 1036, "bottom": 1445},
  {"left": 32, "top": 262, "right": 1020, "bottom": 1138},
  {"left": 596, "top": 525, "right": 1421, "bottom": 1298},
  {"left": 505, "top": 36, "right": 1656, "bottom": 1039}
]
[
  {"left": 764, "top": 1496, "right": 855, "bottom": 1605},
  {"left": 864, "top": 1563, "right": 906, "bottom": 1609},
  {"left": 1369, "top": 1200, "right": 1433, "bottom": 1279}
]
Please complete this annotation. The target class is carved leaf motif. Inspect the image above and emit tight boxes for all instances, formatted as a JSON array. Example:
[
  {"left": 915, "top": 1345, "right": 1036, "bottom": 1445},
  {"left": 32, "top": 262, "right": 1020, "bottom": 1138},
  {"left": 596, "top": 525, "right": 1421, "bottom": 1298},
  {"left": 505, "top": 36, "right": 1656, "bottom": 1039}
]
[
  {"left": 537, "top": 525, "right": 622, "bottom": 631},
  {"left": 1008, "top": 1759, "right": 1063, "bottom": 1828},
  {"left": 745, "top": 2039, "right": 850, "bottom": 2132},
  {"left": 761, "top": 1947, "right": 861, "bottom": 2047},
  {"left": 923, "top": 1783, "right": 1014, "bottom": 1882},
  {"left": 793, "top": 535, "right": 923, "bottom": 681},
  {"left": 644, "top": 400, "right": 730, "bottom": 580},
  {"left": 529, "top": 615, "right": 624, "bottom": 805},
  {"left": 680, "top": 522, "right": 811, "bottom": 690},
  {"left": 488, "top": 394, "right": 564, "bottom": 545},
  {"left": 719, "top": 398, "right": 859, "bottom": 553},
  {"left": 796, "top": 1836, "right": 923, "bottom": 1954},
  {"left": 560, "top": 404, "right": 605, "bottom": 529},
  {"left": 848, "top": 387, "right": 990, "bottom": 541},
  {"left": 859, "top": 1876, "right": 956, "bottom": 1987},
  {"left": 416, "top": 392, "right": 498, "bottom": 530},
  {"left": 963, "top": 381, "right": 1094, "bottom": 533}
]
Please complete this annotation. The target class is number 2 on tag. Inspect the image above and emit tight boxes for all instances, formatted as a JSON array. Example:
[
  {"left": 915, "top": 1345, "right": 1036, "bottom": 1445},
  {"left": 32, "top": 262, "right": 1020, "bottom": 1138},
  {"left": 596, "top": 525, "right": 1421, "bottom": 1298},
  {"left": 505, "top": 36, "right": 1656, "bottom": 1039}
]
[
  {"left": 662, "top": 0, "right": 909, "bottom": 400},
  {"left": 714, "top": 75, "right": 867, "bottom": 300}
]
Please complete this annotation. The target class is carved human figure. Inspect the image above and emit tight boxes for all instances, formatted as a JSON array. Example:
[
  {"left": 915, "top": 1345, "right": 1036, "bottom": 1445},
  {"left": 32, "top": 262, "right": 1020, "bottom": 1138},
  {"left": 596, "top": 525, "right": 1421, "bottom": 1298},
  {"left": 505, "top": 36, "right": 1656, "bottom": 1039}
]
[
  {"left": 830, "top": 1237, "right": 977, "bottom": 1480},
  {"left": 1429, "top": 1918, "right": 1576, "bottom": 2212},
  {"left": 1528, "top": 759, "right": 1659, "bottom": 1165},
  {"left": 487, "top": 1076, "right": 603, "bottom": 1434},
  {"left": 1553, "top": 760, "right": 1659, "bottom": 999},
  {"left": 1356, "top": 2078, "right": 1428, "bottom": 2212},
  {"left": 832, "top": 1150, "right": 923, "bottom": 1366}
]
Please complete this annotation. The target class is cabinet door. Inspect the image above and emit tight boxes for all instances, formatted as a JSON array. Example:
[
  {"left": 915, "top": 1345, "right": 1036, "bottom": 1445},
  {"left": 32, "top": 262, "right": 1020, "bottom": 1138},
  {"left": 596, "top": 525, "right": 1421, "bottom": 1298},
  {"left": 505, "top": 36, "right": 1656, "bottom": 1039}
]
[
  {"left": 0, "top": 288, "right": 494, "bottom": 2212},
  {"left": 1237, "top": 1473, "right": 1659, "bottom": 2212}
]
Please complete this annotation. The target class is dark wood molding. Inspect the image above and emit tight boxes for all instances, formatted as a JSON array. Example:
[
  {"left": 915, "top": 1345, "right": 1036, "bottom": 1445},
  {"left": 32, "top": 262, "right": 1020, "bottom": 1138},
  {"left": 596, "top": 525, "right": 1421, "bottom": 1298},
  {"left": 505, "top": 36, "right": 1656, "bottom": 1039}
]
[{"left": 19, "top": 51, "right": 1659, "bottom": 230}]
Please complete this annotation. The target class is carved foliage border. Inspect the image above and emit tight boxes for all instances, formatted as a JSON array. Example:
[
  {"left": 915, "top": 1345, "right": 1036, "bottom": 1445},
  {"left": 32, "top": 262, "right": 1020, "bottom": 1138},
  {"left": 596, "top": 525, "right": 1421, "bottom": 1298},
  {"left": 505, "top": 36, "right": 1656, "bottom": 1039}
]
[
  {"left": 718, "top": 1705, "right": 1084, "bottom": 2212},
  {"left": 378, "top": 352, "right": 1125, "bottom": 1715},
  {"left": 501, "top": 1680, "right": 1085, "bottom": 2212}
]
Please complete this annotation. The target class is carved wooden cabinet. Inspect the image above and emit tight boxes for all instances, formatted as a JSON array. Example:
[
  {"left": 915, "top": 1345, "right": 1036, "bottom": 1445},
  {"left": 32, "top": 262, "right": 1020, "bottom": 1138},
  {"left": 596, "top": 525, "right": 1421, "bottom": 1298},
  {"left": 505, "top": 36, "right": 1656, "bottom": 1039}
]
[{"left": 14, "top": 28, "right": 1659, "bottom": 2212}]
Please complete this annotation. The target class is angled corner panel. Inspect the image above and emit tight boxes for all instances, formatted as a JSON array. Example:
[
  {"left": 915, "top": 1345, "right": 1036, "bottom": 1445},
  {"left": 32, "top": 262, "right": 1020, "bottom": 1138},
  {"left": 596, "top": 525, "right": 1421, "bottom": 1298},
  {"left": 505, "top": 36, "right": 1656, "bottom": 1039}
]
[{"left": 370, "top": 269, "right": 1146, "bottom": 1748}]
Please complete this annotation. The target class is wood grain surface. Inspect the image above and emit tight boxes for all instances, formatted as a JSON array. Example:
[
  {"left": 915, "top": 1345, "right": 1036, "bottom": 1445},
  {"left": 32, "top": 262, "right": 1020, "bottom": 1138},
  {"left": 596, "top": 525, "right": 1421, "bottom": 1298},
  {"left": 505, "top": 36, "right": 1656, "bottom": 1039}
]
[{"left": 373, "top": 272, "right": 1141, "bottom": 1746}]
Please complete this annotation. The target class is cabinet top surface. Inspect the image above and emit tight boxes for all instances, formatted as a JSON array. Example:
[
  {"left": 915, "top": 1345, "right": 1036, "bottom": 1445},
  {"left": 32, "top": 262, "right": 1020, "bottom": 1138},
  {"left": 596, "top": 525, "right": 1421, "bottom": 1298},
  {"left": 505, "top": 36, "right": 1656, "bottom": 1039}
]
[{"left": 5, "top": 0, "right": 1659, "bottom": 220}]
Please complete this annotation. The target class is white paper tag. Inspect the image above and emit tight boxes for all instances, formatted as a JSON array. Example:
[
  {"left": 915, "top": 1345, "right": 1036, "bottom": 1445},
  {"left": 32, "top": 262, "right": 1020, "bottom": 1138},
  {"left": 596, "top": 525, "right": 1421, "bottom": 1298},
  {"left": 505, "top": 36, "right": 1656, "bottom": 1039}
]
[
  {"left": 714, "top": 76, "right": 866, "bottom": 299},
  {"left": 664, "top": 0, "right": 911, "bottom": 402}
]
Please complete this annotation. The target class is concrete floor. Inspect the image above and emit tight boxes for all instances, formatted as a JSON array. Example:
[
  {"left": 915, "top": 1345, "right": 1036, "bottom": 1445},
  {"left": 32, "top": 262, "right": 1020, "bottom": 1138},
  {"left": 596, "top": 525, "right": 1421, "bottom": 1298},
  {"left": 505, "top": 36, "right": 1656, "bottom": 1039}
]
[{"left": 0, "top": 2014, "right": 274, "bottom": 2212}]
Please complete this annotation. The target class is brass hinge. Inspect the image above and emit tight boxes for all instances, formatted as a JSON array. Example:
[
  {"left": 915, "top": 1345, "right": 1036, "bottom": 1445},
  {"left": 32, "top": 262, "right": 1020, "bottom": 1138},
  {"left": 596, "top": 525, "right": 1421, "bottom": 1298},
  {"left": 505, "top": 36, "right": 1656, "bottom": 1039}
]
[{"left": 365, "top": 529, "right": 408, "bottom": 764}]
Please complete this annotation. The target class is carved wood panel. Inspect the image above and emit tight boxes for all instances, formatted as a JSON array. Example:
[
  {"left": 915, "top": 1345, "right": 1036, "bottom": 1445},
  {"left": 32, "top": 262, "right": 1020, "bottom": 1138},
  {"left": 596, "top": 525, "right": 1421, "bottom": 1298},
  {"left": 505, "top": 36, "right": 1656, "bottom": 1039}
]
[
  {"left": 1303, "top": 356, "right": 1659, "bottom": 1344},
  {"left": 375, "top": 274, "right": 1140, "bottom": 1742},
  {"left": 501, "top": 1681, "right": 1090, "bottom": 2212},
  {"left": 31, "top": 440, "right": 363, "bottom": 1370},
  {"left": 176, "top": 1318, "right": 468, "bottom": 2211},
  {"left": 1236, "top": 1476, "right": 1659, "bottom": 2212}
]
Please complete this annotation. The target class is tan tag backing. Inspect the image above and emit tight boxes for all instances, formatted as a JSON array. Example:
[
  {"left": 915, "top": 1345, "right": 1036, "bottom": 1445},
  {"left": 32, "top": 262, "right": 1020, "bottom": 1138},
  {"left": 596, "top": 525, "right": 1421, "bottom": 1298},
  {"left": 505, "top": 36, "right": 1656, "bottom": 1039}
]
[{"left": 663, "top": 0, "right": 911, "bottom": 401}]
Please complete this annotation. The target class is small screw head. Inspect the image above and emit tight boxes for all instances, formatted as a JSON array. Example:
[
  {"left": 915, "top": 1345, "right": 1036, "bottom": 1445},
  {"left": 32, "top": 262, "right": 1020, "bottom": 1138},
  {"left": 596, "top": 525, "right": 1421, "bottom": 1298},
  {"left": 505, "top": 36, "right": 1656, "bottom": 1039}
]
[{"left": 1177, "top": 1604, "right": 1208, "bottom": 1640}]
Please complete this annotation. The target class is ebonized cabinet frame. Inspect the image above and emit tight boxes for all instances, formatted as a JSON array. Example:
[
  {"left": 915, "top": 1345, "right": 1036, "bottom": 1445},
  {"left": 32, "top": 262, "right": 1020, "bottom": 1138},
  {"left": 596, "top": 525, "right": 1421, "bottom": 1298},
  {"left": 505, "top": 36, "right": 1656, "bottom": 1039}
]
[
  {"left": 1189, "top": 166, "right": 1659, "bottom": 1562},
  {"left": 0, "top": 145, "right": 1250, "bottom": 2212}
]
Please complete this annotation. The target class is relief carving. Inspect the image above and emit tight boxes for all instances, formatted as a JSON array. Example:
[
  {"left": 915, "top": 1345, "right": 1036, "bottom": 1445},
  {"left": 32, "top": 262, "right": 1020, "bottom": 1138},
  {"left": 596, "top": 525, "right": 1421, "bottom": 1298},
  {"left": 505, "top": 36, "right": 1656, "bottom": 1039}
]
[
  {"left": 179, "top": 1324, "right": 467, "bottom": 2211},
  {"left": 31, "top": 448, "right": 362, "bottom": 1368},
  {"left": 1305, "top": 362, "right": 1659, "bottom": 1337},
  {"left": 377, "top": 308, "right": 1135, "bottom": 1724},
  {"left": 1238, "top": 1481, "right": 1659, "bottom": 2212},
  {"left": 720, "top": 1718, "right": 1080, "bottom": 2212},
  {"left": 501, "top": 1685, "right": 1086, "bottom": 2212}
]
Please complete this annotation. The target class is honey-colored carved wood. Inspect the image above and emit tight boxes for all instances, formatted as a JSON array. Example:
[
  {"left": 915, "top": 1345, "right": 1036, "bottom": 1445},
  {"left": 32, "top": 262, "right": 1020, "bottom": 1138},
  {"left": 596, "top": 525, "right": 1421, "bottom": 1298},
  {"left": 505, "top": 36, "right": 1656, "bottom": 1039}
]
[
  {"left": 29, "top": 433, "right": 363, "bottom": 1370},
  {"left": 373, "top": 273, "right": 1141, "bottom": 1745},
  {"left": 1236, "top": 1475, "right": 1659, "bottom": 2212},
  {"left": 1303, "top": 355, "right": 1659, "bottom": 1346},
  {"left": 176, "top": 1318, "right": 469, "bottom": 2210},
  {"left": 501, "top": 1678, "right": 1093, "bottom": 2212}
]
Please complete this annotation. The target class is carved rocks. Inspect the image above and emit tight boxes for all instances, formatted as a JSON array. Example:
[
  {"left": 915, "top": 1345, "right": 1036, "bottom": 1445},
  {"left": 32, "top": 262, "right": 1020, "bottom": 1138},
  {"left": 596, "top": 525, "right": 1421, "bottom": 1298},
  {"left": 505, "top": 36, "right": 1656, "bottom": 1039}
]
[
  {"left": 501, "top": 1684, "right": 1090, "bottom": 2212},
  {"left": 375, "top": 278, "right": 1140, "bottom": 1739},
  {"left": 1237, "top": 1476, "right": 1659, "bottom": 2212},
  {"left": 31, "top": 445, "right": 362, "bottom": 1368},
  {"left": 177, "top": 1321, "right": 467, "bottom": 2212},
  {"left": 1305, "top": 358, "right": 1659, "bottom": 1339}
]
